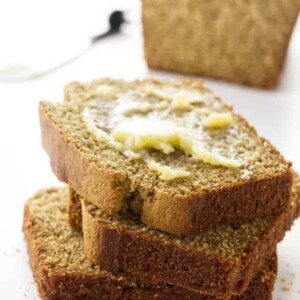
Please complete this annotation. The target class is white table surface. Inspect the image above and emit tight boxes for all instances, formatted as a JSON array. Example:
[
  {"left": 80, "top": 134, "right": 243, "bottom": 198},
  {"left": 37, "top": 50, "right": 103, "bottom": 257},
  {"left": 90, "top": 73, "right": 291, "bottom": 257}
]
[{"left": 0, "top": 1, "right": 299, "bottom": 299}]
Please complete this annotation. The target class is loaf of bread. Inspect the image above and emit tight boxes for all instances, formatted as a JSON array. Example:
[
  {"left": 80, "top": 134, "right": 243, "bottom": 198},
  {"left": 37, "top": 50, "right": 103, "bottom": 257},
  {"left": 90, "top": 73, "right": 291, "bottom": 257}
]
[
  {"left": 142, "top": 0, "right": 300, "bottom": 88},
  {"left": 23, "top": 187, "right": 278, "bottom": 300},
  {"left": 40, "top": 78, "right": 292, "bottom": 235}
]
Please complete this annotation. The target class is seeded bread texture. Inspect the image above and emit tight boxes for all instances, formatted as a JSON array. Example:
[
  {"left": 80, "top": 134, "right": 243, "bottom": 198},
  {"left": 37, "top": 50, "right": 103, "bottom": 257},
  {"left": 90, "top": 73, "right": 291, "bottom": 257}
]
[
  {"left": 23, "top": 187, "right": 277, "bottom": 300},
  {"left": 78, "top": 174, "right": 300, "bottom": 298},
  {"left": 142, "top": 0, "right": 300, "bottom": 89},
  {"left": 68, "top": 187, "right": 82, "bottom": 231},
  {"left": 40, "top": 78, "right": 293, "bottom": 235}
]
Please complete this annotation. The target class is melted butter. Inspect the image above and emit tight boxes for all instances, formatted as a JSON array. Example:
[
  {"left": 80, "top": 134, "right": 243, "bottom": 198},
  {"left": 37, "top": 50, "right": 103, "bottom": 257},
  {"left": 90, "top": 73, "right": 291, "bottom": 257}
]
[
  {"left": 112, "top": 119, "right": 238, "bottom": 168},
  {"left": 157, "top": 100, "right": 169, "bottom": 110},
  {"left": 96, "top": 84, "right": 118, "bottom": 100},
  {"left": 171, "top": 95, "right": 193, "bottom": 111},
  {"left": 144, "top": 85, "right": 208, "bottom": 104},
  {"left": 82, "top": 84, "right": 241, "bottom": 180},
  {"left": 113, "top": 119, "right": 189, "bottom": 154},
  {"left": 240, "top": 169, "right": 253, "bottom": 180},
  {"left": 123, "top": 150, "right": 141, "bottom": 160},
  {"left": 203, "top": 113, "right": 232, "bottom": 129},
  {"left": 192, "top": 146, "right": 239, "bottom": 168},
  {"left": 82, "top": 109, "right": 109, "bottom": 142},
  {"left": 121, "top": 102, "right": 152, "bottom": 116},
  {"left": 148, "top": 160, "right": 190, "bottom": 181}
]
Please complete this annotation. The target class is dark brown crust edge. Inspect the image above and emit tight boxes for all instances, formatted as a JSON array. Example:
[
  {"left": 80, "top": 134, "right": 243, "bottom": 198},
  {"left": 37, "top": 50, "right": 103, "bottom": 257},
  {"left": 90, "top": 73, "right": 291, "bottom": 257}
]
[
  {"left": 39, "top": 101, "right": 293, "bottom": 235},
  {"left": 23, "top": 192, "right": 277, "bottom": 300}
]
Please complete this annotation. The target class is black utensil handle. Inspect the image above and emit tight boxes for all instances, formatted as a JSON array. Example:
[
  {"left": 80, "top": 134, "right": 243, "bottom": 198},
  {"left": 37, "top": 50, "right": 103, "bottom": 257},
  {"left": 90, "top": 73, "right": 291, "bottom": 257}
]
[
  {"left": 92, "top": 10, "right": 125, "bottom": 44},
  {"left": 91, "top": 29, "right": 115, "bottom": 43}
]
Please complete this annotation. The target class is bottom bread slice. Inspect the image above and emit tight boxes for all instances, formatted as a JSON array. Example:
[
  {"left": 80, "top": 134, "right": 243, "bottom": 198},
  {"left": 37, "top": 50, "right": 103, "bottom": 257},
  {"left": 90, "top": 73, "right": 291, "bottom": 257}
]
[
  {"left": 23, "top": 187, "right": 277, "bottom": 300},
  {"left": 76, "top": 174, "right": 300, "bottom": 299}
]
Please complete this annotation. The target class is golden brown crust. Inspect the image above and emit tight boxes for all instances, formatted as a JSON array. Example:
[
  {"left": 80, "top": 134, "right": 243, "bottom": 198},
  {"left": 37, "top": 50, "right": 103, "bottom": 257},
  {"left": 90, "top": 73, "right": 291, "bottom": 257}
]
[
  {"left": 23, "top": 187, "right": 277, "bottom": 300},
  {"left": 142, "top": 0, "right": 300, "bottom": 89},
  {"left": 81, "top": 175, "right": 300, "bottom": 298}
]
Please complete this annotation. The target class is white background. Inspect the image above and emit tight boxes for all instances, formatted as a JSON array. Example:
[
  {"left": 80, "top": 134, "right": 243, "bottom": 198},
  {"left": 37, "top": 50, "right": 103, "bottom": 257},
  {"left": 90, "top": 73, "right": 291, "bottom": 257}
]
[{"left": 0, "top": 1, "right": 299, "bottom": 299}]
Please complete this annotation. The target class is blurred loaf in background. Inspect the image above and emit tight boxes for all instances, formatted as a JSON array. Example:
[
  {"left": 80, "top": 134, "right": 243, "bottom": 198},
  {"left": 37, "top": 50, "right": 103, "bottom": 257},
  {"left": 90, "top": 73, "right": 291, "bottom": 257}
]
[{"left": 142, "top": 0, "right": 299, "bottom": 89}]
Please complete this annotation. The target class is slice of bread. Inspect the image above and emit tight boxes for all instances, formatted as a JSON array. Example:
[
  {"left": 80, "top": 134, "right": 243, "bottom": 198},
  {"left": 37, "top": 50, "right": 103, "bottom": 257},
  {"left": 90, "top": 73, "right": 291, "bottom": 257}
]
[
  {"left": 142, "top": 0, "right": 300, "bottom": 88},
  {"left": 40, "top": 78, "right": 292, "bottom": 235},
  {"left": 23, "top": 187, "right": 277, "bottom": 300},
  {"left": 74, "top": 174, "right": 300, "bottom": 298}
]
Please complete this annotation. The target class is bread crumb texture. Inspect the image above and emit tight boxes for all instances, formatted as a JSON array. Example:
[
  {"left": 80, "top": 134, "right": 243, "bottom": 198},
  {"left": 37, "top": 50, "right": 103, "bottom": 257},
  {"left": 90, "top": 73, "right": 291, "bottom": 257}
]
[{"left": 142, "top": 0, "right": 300, "bottom": 88}]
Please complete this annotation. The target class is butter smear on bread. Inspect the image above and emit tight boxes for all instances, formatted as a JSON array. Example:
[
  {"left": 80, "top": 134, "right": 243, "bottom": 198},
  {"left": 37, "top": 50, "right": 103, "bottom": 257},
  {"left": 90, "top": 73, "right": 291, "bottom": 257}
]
[{"left": 82, "top": 85, "right": 239, "bottom": 180}]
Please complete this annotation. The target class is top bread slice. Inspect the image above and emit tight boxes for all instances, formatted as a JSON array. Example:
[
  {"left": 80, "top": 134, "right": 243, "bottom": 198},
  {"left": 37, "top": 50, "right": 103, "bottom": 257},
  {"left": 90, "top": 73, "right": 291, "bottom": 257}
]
[{"left": 39, "top": 78, "right": 292, "bottom": 234}]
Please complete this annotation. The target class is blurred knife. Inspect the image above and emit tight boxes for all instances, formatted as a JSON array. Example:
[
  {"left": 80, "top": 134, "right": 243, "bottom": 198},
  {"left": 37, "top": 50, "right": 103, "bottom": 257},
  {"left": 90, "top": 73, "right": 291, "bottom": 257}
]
[{"left": 0, "top": 10, "right": 126, "bottom": 82}]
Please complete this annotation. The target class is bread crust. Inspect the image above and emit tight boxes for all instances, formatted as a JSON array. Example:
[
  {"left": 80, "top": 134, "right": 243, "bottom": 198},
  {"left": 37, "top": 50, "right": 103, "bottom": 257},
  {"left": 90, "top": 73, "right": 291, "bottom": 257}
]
[
  {"left": 23, "top": 187, "right": 277, "bottom": 300},
  {"left": 142, "top": 0, "right": 300, "bottom": 89},
  {"left": 40, "top": 100, "right": 293, "bottom": 235},
  {"left": 140, "top": 169, "right": 293, "bottom": 233},
  {"left": 81, "top": 176, "right": 300, "bottom": 298}
]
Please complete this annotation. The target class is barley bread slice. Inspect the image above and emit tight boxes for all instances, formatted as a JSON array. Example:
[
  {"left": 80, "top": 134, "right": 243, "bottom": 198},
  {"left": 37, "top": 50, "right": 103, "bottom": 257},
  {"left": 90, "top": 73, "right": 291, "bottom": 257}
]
[
  {"left": 23, "top": 187, "right": 277, "bottom": 300},
  {"left": 77, "top": 174, "right": 300, "bottom": 298},
  {"left": 40, "top": 78, "right": 293, "bottom": 235},
  {"left": 142, "top": 0, "right": 300, "bottom": 89}
]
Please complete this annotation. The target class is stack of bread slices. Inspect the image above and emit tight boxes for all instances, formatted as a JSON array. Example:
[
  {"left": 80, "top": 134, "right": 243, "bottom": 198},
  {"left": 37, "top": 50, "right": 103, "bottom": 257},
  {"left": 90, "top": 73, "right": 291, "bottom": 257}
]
[{"left": 23, "top": 78, "right": 300, "bottom": 299}]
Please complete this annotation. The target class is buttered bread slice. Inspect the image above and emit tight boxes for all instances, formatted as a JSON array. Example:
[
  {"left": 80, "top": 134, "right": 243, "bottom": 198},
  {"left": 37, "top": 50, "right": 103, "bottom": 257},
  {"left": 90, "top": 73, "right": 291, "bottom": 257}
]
[{"left": 40, "top": 78, "right": 292, "bottom": 234}]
